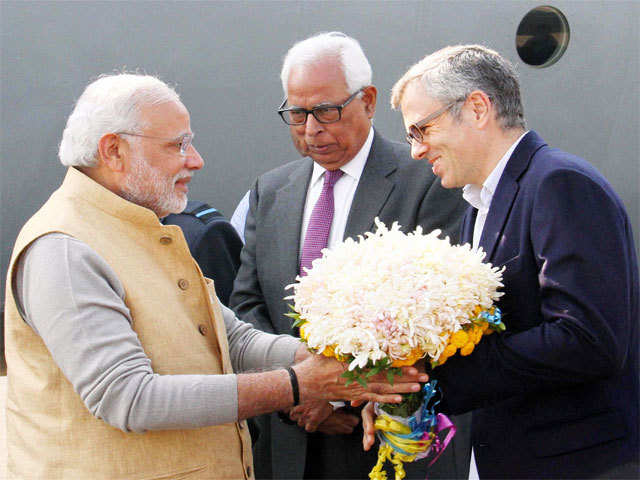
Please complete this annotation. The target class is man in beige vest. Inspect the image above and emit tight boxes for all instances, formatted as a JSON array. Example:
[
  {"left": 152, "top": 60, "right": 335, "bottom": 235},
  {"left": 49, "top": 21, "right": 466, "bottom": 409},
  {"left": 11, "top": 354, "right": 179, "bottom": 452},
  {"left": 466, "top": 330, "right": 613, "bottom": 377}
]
[{"left": 3, "top": 73, "right": 427, "bottom": 480}]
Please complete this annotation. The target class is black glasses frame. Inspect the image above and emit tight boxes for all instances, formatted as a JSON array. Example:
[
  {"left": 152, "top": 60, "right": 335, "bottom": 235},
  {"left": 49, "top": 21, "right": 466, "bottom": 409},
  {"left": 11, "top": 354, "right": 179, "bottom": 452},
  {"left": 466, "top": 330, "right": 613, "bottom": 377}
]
[{"left": 277, "top": 87, "right": 364, "bottom": 125}]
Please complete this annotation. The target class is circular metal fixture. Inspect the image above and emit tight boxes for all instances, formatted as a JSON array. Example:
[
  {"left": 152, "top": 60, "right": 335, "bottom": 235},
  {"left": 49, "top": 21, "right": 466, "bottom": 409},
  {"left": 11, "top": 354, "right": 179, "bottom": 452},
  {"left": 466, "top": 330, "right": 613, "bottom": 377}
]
[{"left": 516, "top": 6, "right": 570, "bottom": 67}]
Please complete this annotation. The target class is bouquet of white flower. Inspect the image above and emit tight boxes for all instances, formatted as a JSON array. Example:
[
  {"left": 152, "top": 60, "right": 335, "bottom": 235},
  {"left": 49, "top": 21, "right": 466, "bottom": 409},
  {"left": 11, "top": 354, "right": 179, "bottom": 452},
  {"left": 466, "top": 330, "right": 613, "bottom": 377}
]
[{"left": 286, "top": 219, "right": 504, "bottom": 479}]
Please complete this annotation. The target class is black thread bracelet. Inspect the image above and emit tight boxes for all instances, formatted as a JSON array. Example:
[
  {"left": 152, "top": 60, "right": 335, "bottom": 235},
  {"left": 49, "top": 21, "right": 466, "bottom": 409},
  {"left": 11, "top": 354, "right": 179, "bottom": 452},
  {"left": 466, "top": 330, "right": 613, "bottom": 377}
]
[{"left": 286, "top": 366, "right": 300, "bottom": 406}]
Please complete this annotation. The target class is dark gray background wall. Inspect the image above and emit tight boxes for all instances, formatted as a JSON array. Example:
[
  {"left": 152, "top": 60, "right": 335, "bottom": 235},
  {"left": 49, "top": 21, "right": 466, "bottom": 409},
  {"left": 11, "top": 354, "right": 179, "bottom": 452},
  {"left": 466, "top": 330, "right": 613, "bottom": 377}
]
[{"left": 1, "top": 0, "right": 639, "bottom": 365}]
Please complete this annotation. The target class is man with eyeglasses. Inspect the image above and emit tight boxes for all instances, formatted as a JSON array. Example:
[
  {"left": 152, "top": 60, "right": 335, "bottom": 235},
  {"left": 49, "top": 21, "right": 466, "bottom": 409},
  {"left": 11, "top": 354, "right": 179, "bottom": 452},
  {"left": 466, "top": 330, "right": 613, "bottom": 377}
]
[
  {"left": 229, "top": 32, "right": 468, "bottom": 480},
  {"left": 3, "top": 73, "right": 429, "bottom": 479},
  {"left": 362, "top": 45, "right": 639, "bottom": 479}
]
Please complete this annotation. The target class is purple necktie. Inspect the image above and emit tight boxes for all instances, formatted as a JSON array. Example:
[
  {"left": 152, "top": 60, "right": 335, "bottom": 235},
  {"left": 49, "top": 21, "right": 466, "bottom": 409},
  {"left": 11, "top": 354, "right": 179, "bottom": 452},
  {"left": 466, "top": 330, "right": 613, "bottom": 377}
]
[{"left": 299, "top": 169, "right": 344, "bottom": 275}]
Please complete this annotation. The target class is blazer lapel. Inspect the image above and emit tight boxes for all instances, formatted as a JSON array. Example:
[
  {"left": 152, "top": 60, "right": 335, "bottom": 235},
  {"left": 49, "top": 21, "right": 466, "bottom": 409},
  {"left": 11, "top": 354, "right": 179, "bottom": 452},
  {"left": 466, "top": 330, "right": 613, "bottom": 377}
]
[
  {"left": 460, "top": 207, "right": 477, "bottom": 247},
  {"left": 273, "top": 159, "right": 313, "bottom": 288},
  {"left": 344, "top": 133, "right": 397, "bottom": 239},
  {"left": 479, "top": 131, "right": 546, "bottom": 261}
]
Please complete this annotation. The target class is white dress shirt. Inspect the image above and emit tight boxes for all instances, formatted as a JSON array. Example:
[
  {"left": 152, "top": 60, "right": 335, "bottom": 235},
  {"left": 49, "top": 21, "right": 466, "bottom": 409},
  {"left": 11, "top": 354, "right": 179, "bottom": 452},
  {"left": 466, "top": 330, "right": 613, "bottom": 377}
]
[
  {"left": 230, "top": 190, "right": 250, "bottom": 243},
  {"left": 463, "top": 131, "right": 528, "bottom": 250},
  {"left": 299, "top": 127, "right": 374, "bottom": 252},
  {"left": 461, "top": 131, "right": 527, "bottom": 479}
]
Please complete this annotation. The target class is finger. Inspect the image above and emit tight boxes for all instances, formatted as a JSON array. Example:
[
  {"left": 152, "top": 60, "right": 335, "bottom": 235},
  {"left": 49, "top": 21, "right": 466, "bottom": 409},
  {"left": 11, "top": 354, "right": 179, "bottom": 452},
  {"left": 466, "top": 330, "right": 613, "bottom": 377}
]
[
  {"left": 289, "top": 405, "right": 303, "bottom": 415},
  {"left": 361, "top": 393, "right": 404, "bottom": 404},
  {"left": 367, "top": 381, "right": 422, "bottom": 395},
  {"left": 400, "top": 366, "right": 429, "bottom": 383},
  {"left": 339, "top": 425, "right": 356, "bottom": 435},
  {"left": 369, "top": 367, "right": 428, "bottom": 384},
  {"left": 363, "top": 429, "right": 375, "bottom": 450},
  {"left": 361, "top": 403, "right": 376, "bottom": 451},
  {"left": 361, "top": 404, "right": 375, "bottom": 433},
  {"left": 305, "top": 422, "right": 319, "bottom": 432}
]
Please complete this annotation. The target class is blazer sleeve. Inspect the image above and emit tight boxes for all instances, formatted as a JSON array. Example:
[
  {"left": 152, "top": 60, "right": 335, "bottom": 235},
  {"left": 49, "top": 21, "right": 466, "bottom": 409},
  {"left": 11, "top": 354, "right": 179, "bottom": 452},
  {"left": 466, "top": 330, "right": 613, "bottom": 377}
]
[
  {"left": 229, "top": 186, "right": 276, "bottom": 334},
  {"left": 434, "top": 167, "right": 638, "bottom": 414}
]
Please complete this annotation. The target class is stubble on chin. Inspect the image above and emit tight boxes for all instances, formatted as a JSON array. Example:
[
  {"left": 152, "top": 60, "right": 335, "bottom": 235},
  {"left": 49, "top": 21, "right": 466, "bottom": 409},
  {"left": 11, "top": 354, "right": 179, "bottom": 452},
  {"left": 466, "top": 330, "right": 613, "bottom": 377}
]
[{"left": 121, "top": 155, "right": 188, "bottom": 217}]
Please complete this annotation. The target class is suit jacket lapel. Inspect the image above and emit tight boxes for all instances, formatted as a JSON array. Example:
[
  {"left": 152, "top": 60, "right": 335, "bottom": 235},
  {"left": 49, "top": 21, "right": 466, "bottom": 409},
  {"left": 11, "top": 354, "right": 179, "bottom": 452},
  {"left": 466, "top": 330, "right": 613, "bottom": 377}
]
[
  {"left": 344, "top": 133, "right": 397, "bottom": 239},
  {"left": 479, "top": 131, "right": 546, "bottom": 261},
  {"left": 273, "top": 159, "right": 313, "bottom": 287},
  {"left": 460, "top": 207, "right": 477, "bottom": 246}
]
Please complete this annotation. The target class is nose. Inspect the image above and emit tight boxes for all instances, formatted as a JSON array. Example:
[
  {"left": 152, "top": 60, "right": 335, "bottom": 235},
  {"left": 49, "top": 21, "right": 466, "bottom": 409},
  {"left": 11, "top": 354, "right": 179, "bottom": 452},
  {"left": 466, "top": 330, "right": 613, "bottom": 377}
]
[
  {"left": 185, "top": 144, "right": 204, "bottom": 170},
  {"left": 410, "top": 140, "right": 429, "bottom": 161},
  {"left": 303, "top": 113, "right": 324, "bottom": 138}
]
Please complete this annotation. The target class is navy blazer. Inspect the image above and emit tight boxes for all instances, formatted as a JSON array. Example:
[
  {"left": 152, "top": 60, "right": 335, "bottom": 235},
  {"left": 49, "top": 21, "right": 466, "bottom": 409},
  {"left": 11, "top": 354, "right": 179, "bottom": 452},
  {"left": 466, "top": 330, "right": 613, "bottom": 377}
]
[{"left": 433, "top": 131, "right": 639, "bottom": 478}]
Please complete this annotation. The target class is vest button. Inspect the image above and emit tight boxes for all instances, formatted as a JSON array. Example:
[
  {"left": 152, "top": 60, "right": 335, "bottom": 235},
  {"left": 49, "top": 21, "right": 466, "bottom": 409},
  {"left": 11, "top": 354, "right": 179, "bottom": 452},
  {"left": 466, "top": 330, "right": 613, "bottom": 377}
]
[
  {"left": 246, "top": 465, "right": 252, "bottom": 478},
  {"left": 159, "top": 236, "right": 172, "bottom": 245},
  {"left": 178, "top": 278, "right": 189, "bottom": 290},
  {"left": 198, "top": 324, "right": 208, "bottom": 336}
]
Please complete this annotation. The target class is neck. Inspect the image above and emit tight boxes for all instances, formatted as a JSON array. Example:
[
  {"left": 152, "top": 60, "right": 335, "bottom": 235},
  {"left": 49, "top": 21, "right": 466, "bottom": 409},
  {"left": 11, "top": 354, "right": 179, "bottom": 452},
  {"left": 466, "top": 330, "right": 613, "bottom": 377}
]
[
  {"left": 77, "top": 165, "right": 111, "bottom": 189},
  {"left": 476, "top": 127, "right": 525, "bottom": 184}
]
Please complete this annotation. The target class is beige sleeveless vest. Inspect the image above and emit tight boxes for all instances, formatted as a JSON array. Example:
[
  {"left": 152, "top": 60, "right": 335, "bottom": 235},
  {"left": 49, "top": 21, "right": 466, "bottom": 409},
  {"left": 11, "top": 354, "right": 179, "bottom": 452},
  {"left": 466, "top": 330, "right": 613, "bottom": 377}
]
[{"left": 4, "top": 167, "right": 253, "bottom": 479}]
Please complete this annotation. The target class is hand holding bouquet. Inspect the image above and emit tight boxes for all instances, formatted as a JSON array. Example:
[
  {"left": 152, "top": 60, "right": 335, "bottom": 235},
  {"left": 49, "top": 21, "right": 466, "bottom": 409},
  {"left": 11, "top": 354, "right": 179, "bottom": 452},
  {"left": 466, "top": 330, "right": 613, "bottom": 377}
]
[{"left": 286, "top": 220, "right": 504, "bottom": 479}]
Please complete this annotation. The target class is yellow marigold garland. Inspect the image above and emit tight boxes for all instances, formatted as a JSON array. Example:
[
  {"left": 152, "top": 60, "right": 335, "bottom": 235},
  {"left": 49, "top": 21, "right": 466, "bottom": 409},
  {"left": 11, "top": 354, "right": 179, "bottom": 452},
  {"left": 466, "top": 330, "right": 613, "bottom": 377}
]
[{"left": 433, "top": 306, "right": 505, "bottom": 366}]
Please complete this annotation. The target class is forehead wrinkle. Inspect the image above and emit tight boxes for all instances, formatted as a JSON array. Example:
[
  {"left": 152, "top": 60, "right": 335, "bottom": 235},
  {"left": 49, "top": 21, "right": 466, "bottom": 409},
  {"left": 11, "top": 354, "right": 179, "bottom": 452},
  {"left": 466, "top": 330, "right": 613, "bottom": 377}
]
[{"left": 287, "top": 97, "right": 344, "bottom": 110}]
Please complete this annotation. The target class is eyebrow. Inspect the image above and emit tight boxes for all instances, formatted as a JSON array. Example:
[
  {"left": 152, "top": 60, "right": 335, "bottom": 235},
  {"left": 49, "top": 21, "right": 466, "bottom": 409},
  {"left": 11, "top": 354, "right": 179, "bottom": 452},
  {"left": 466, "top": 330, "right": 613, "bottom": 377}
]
[
  {"left": 172, "top": 132, "right": 194, "bottom": 141},
  {"left": 287, "top": 100, "right": 340, "bottom": 109}
]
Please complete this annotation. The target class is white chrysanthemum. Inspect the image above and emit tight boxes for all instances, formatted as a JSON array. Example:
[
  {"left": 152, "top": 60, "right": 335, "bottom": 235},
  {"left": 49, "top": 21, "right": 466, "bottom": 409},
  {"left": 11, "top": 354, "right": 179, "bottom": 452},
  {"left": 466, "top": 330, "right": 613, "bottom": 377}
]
[{"left": 286, "top": 219, "right": 503, "bottom": 369}]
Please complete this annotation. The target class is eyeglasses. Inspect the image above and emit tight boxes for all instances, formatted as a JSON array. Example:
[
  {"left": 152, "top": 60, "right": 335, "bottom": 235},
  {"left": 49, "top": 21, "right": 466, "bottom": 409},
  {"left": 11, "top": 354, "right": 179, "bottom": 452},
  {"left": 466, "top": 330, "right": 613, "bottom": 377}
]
[
  {"left": 116, "top": 132, "right": 194, "bottom": 155},
  {"left": 405, "top": 102, "right": 457, "bottom": 145},
  {"left": 278, "top": 88, "right": 364, "bottom": 125}
]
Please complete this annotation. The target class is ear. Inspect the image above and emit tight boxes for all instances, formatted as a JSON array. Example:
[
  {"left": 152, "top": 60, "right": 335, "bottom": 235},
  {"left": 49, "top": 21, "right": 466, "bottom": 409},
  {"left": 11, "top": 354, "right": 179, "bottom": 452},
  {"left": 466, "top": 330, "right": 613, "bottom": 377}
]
[
  {"left": 466, "top": 90, "right": 492, "bottom": 128},
  {"left": 97, "top": 133, "right": 127, "bottom": 173},
  {"left": 361, "top": 85, "right": 377, "bottom": 119}
]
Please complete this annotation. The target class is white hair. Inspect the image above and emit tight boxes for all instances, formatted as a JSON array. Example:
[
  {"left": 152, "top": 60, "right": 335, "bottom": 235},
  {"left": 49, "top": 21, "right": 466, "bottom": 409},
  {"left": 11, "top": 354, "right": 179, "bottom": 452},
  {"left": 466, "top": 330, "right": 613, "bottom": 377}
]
[
  {"left": 58, "top": 73, "right": 180, "bottom": 167},
  {"left": 280, "top": 31, "right": 372, "bottom": 96}
]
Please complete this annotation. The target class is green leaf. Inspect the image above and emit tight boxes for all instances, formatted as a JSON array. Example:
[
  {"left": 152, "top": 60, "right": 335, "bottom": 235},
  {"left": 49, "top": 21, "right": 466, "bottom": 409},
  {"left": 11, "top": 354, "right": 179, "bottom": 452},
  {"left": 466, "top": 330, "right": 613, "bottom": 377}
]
[
  {"left": 365, "top": 366, "right": 381, "bottom": 377},
  {"left": 386, "top": 369, "right": 395, "bottom": 385},
  {"left": 291, "top": 317, "right": 306, "bottom": 328},
  {"left": 356, "top": 376, "right": 368, "bottom": 388},
  {"left": 379, "top": 390, "right": 425, "bottom": 417},
  {"left": 341, "top": 370, "right": 354, "bottom": 387}
]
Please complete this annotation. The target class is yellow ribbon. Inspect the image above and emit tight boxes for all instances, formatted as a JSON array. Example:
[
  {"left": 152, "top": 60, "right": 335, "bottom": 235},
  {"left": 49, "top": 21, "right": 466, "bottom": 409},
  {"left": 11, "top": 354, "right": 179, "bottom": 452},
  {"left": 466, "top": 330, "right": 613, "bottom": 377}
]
[{"left": 369, "top": 415, "right": 434, "bottom": 480}]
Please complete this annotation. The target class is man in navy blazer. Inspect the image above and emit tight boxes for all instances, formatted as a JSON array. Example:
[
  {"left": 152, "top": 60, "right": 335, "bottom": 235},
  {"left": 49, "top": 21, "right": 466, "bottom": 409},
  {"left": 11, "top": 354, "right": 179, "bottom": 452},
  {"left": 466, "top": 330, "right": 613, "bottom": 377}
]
[{"left": 364, "top": 45, "right": 639, "bottom": 478}]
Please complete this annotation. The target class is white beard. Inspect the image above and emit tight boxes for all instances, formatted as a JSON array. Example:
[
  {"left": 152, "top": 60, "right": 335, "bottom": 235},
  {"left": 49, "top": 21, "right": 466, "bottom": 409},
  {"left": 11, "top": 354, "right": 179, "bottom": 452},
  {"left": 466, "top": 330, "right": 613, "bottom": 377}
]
[{"left": 120, "top": 153, "right": 188, "bottom": 217}]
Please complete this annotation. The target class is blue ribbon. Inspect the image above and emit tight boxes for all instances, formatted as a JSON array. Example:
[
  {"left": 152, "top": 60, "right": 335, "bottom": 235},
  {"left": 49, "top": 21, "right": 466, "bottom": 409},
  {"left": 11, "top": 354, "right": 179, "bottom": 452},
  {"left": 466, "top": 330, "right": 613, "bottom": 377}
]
[
  {"left": 480, "top": 307, "right": 502, "bottom": 326},
  {"left": 391, "top": 382, "right": 440, "bottom": 441}
]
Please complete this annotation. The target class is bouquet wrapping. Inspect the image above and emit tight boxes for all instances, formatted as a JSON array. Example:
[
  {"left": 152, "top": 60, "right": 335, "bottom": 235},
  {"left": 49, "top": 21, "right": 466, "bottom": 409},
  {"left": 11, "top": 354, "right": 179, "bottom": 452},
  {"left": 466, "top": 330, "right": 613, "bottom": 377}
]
[{"left": 286, "top": 220, "right": 504, "bottom": 480}]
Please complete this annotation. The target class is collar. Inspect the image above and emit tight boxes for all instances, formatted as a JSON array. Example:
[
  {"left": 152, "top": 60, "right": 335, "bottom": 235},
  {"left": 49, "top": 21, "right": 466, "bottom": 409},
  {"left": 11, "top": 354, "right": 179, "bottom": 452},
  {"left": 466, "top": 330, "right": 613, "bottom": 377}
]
[
  {"left": 463, "top": 131, "right": 528, "bottom": 212},
  {"left": 310, "top": 127, "right": 374, "bottom": 186},
  {"left": 62, "top": 167, "right": 162, "bottom": 226}
]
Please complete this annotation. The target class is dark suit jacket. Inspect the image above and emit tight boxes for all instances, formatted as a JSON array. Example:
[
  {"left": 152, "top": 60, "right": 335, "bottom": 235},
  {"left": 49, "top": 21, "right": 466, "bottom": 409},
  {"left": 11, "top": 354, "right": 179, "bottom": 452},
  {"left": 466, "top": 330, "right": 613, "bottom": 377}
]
[
  {"left": 163, "top": 201, "right": 243, "bottom": 306},
  {"left": 230, "top": 132, "right": 469, "bottom": 479},
  {"left": 433, "top": 131, "right": 639, "bottom": 479}
]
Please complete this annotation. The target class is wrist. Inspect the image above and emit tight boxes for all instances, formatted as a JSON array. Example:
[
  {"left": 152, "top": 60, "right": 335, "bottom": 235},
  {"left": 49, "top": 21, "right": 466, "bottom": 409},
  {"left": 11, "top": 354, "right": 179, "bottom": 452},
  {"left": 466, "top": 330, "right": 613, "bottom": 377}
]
[{"left": 286, "top": 366, "right": 300, "bottom": 406}]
